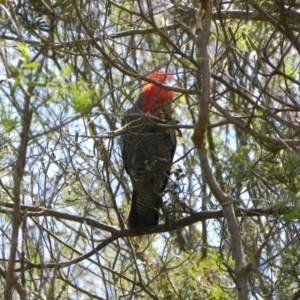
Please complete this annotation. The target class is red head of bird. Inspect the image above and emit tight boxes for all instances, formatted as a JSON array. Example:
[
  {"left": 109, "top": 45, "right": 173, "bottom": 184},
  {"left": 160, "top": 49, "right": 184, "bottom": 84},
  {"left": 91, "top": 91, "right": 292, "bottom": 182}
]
[{"left": 140, "top": 71, "right": 174, "bottom": 118}]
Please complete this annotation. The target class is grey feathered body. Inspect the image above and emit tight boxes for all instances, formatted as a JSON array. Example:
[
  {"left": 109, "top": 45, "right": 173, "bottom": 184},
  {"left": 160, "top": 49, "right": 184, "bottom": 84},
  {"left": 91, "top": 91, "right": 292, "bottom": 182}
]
[{"left": 121, "top": 97, "right": 176, "bottom": 228}]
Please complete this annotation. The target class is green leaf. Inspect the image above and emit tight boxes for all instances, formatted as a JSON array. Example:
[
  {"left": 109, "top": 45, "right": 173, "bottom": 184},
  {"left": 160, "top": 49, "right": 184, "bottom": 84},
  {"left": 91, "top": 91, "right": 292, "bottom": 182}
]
[
  {"left": 0, "top": 107, "right": 19, "bottom": 133},
  {"left": 23, "top": 62, "right": 40, "bottom": 69},
  {"left": 16, "top": 43, "right": 30, "bottom": 61},
  {"left": 283, "top": 208, "right": 300, "bottom": 221},
  {"left": 70, "top": 84, "right": 95, "bottom": 113},
  {"left": 27, "top": 81, "right": 47, "bottom": 87}
]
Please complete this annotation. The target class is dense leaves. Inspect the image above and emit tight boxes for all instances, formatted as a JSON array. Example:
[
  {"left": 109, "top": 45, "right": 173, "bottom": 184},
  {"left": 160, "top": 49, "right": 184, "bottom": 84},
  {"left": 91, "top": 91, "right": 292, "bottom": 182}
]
[{"left": 0, "top": 0, "right": 300, "bottom": 299}]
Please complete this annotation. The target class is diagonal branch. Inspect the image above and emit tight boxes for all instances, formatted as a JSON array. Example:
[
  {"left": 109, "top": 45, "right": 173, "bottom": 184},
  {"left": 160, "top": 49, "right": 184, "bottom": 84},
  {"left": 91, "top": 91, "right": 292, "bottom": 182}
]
[{"left": 192, "top": 1, "right": 249, "bottom": 299}]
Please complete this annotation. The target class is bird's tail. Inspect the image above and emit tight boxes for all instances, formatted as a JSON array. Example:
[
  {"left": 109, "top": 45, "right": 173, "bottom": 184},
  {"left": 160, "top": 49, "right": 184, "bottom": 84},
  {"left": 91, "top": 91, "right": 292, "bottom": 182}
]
[{"left": 128, "top": 190, "right": 161, "bottom": 229}]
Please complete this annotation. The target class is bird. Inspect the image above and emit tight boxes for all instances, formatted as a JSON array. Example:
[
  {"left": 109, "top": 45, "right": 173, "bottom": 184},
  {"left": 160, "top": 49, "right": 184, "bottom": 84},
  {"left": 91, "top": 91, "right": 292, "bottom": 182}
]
[{"left": 121, "top": 71, "right": 177, "bottom": 229}]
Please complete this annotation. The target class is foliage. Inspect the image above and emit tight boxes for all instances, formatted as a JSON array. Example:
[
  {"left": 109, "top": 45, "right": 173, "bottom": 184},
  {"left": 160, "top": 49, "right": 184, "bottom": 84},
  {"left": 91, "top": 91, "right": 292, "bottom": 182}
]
[{"left": 0, "top": 0, "right": 300, "bottom": 299}]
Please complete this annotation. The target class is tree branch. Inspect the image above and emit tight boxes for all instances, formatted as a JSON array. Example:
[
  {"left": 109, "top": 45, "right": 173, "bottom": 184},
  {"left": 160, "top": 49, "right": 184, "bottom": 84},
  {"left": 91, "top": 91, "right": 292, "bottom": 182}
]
[
  {"left": 5, "top": 93, "right": 32, "bottom": 299},
  {"left": 1, "top": 7, "right": 300, "bottom": 48},
  {"left": 0, "top": 202, "right": 292, "bottom": 236},
  {"left": 0, "top": 266, "right": 28, "bottom": 300},
  {"left": 192, "top": 1, "right": 249, "bottom": 298}
]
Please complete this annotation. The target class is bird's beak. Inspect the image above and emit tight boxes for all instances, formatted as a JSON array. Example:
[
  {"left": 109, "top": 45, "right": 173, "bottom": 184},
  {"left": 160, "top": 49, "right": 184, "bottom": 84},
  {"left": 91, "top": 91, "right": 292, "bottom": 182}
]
[{"left": 159, "top": 100, "right": 173, "bottom": 118}]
